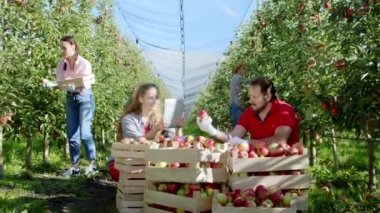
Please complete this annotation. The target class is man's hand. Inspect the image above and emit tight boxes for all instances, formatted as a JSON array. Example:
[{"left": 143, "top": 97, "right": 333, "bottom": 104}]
[
  {"left": 227, "top": 136, "right": 248, "bottom": 145},
  {"left": 196, "top": 115, "right": 218, "bottom": 136}
]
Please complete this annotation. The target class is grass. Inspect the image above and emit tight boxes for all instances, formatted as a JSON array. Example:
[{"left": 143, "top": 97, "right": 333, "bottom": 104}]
[{"left": 0, "top": 129, "right": 379, "bottom": 212}]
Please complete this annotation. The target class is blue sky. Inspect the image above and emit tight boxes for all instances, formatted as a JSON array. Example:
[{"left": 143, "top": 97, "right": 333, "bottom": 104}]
[{"left": 113, "top": 0, "right": 258, "bottom": 112}]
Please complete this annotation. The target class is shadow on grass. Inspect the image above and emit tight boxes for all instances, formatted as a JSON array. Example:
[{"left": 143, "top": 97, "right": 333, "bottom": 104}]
[{"left": 0, "top": 174, "right": 118, "bottom": 213}]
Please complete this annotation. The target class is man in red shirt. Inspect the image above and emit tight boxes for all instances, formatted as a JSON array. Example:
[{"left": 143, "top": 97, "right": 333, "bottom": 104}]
[{"left": 197, "top": 76, "right": 299, "bottom": 146}]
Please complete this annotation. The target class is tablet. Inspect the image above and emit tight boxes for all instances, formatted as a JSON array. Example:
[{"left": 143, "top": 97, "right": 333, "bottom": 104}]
[{"left": 163, "top": 98, "right": 184, "bottom": 128}]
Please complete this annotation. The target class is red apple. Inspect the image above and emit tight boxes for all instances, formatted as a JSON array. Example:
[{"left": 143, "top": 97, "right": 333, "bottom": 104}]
[
  {"left": 189, "top": 184, "right": 201, "bottom": 191},
  {"left": 242, "top": 188, "right": 255, "bottom": 200},
  {"left": 344, "top": 7, "right": 353, "bottom": 18},
  {"left": 255, "top": 185, "right": 269, "bottom": 200},
  {"left": 233, "top": 196, "right": 247, "bottom": 207},
  {"left": 170, "top": 162, "right": 181, "bottom": 168},
  {"left": 288, "top": 147, "right": 299, "bottom": 156},
  {"left": 292, "top": 143, "right": 305, "bottom": 155},
  {"left": 166, "top": 183, "right": 179, "bottom": 194},
  {"left": 323, "top": 1, "right": 331, "bottom": 10},
  {"left": 248, "top": 150, "right": 258, "bottom": 158},
  {"left": 210, "top": 162, "right": 220, "bottom": 168},
  {"left": 258, "top": 146, "right": 269, "bottom": 157},
  {"left": 197, "top": 110, "right": 208, "bottom": 119},
  {"left": 254, "top": 141, "right": 267, "bottom": 150},
  {"left": 335, "top": 59, "right": 346, "bottom": 70},
  {"left": 205, "top": 139, "right": 215, "bottom": 148},
  {"left": 269, "top": 190, "right": 283, "bottom": 205},
  {"left": 195, "top": 136, "right": 206, "bottom": 143}
]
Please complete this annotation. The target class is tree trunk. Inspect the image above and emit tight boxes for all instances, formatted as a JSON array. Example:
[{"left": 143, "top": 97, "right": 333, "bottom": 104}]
[
  {"left": 65, "top": 139, "right": 70, "bottom": 159},
  {"left": 331, "top": 129, "right": 339, "bottom": 170},
  {"left": 101, "top": 128, "right": 105, "bottom": 146},
  {"left": 309, "top": 132, "right": 317, "bottom": 166},
  {"left": 0, "top": 126, "right": 4, "bottom": 179},
  {"left": 365, "top": 128, "right": 377, "bottom": 190},
  {"left": 25, "top": 136, "right": 32, "bottom": 176},
  {"left": 43, "top": 131, "right": 49, "bottom": 163}
]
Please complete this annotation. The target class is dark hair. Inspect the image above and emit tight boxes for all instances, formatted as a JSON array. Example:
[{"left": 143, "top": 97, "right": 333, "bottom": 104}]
[
  {"left": 250, "top": 76, "right": 277, "bottom": 101},
  {"left": 60, "top": 35, "right": 79, "bottom": 71},
  {"left": 233, "top": 64, "right": 246, "bottom": 74}
]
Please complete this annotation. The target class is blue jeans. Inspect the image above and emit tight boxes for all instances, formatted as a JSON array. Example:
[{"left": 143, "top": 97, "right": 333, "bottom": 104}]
[
  {"left": 230, "top": 103, "right": 244, "bottom": 127},
  {"left": 66, "top": 89, "right": 96, "bottom": 164}
]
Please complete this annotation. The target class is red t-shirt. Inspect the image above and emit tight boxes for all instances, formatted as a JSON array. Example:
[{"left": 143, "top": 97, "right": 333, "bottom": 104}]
[{"left": 237, "top": 99, "right": 299, "bottom": 146}]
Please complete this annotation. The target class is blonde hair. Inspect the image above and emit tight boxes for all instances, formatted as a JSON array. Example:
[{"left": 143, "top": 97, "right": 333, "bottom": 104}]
[{"left": 116, "top": 83, "right": 161, "bottom": 141}]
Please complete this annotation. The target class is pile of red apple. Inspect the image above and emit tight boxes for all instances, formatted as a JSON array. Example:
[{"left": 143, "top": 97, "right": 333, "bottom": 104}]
[
  {"left": 231, "top": 141, "right": 305, "bottom": 158},
  {"left": 152, "top": 182, "right": 221, "bottom": 199},
  {"left": 215, "top": 185, "right": 303, "bottom": 208}
]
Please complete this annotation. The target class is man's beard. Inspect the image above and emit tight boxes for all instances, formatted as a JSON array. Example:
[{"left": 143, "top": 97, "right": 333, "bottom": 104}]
[{"left": 253, "top": 100, "right": 269, "bottom": 113}]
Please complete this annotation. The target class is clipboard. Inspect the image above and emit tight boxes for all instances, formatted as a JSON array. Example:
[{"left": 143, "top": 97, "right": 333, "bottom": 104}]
[
  {"left": 57, "top": 74, "right": 95, "bottom": 90},
  {"left": 163, "top": 98, "right": 184, "bottom": 128}
]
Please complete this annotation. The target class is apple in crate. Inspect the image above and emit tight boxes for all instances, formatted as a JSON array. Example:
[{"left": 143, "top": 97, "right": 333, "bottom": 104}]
[
  {"left": 238, "top": 150, "right": 249, "bottom": 159},
  {"left": 195, "top": 136, "right": 206, "bottom": 143},
  {"left": 155, "top": 162, "right": 168, "bottom": 168},
  {"left": 237, "top": 143, "right": 249, "bottom": 152},
  {"left": 166, "top": 183, "right": 179, "bottom": 194},
  {"left": 242, "top": 188, "right": 255, "bottom": 200},
  {"left": 170, "top": 162, "right": 181, "bottom": 168},
  {"left": 261, "top": 199, "right": 274, "bottom": 208},
  {"left": 210, "top": 162, "right": 220, "bottom": 168},
  {"left": 269, "top": 189, "right": 283, "bottom": 205},
  {"left": 255, "top": 185, "right": 269, "bottom": 200},
  {"left": 288, "top": 147, "right": 299, "bottom": 156},
  {"left": 234, "top": 196, "right": 249, "bottom": 207},
  {"left": 281, "top": 193, "right": 293, "bottom": 207},
  {"left": 158, "top": 183, "right": 167, "bottom": 192},
  {"left": 205, "top": 139, "right": 215, "bottom": 148},
  {"left": 216, "top": 193, "right": 229, "bottom": 206},
  {"left": 189, "top": 183, "right": 202, "bottom": 191},
  {"left": 292, "top": 142, "right": 305, "bottom": 155},
  {"left": 248, "top": 150, "right": 258, "bottom": 158},
  {"left": 177, "top": 188, "right": 185, "bottom": 196},
  {"left": 258, "top": 146, "right": 269, "bottom": 157}
]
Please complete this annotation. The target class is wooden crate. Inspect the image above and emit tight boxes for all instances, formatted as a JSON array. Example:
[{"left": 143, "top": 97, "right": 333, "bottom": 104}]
[
  {"left": 57, "top": 74, "right": 95, "bottom": 90},
  {"left": 144, "top": 189, "right": 212, "bottom": 213},
  {"left": 145, "top": 145, "right": 228, "bottom": 183},
  {"left": 111, "top": 143, "right": 150, "bottom": 159},
  {"left": 227, "top": 151, "right": 311, "bottom": 190},
  {"left": 211, "top": 190, "right": 297, "bottom": 213},
  {"left": 227, "top": 151, "right": 310, "bottom": 212},
  {"left": 116, "top": 194, "right": 144, "bottom": 213}
]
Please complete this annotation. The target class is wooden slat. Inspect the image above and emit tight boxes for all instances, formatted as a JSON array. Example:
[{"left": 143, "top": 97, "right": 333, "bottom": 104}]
[
  {"left": 118, "top": 185, "right": 145, "bottom": 194},
  {"left": 229, "top": 174, "right": 311, "bottom": 190},
  {"left": 143, "top": 205, "right": 171, "bottom": 213},
  {"left": 118, "top": 179, "right": 146, "bottom": 187},
  {"left": 144, "top": 189, "right": 211, "bottom": 212},
  {"left": 145, "top": 148, "right": 227, "bottom": 163},
  {"left": 116, "top": 157, "right": 146, "bottom": 166},
  {"left": 228, "top": 154, "right": 309, "bottom": 173},
  {"left": 145, "top": 167, "right": 227, "bottom": 183},
  {"left": 111, "top": 150, "right": 145, "bottom": 159},
  {"left": 117, "top": 189, "right": 144, "bottom": 201},
  {"left": 115, "top": 163, "right": 145, "bottom": 173},
  {"left": 118, "top": 207, "right": 143, "bottom": 213},
  {"left": 119, "top": 171, "right": 145, "bottom": 179},
  {"left": 112, "top": 143, "right": 150, "bottom": 151},
  {"left": 211, "top": 205, "right": 297, "bottom": 213}
]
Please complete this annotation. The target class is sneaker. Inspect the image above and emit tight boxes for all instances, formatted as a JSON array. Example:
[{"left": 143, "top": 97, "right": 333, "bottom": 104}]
[
  {"left": 84, "top": 164, "right": 99, "bottom": 176},
  {"left": 62, "top": 167, "right": 81, "bottom": 177}
]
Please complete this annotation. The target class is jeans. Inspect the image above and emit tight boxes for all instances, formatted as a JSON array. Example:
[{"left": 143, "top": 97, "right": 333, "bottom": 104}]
[
  {"left": 66, "top": 89, "right": 96, "bottom": 164},
  {"left": 230, "top": 103, "right": 244, "bottom": 128}
]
